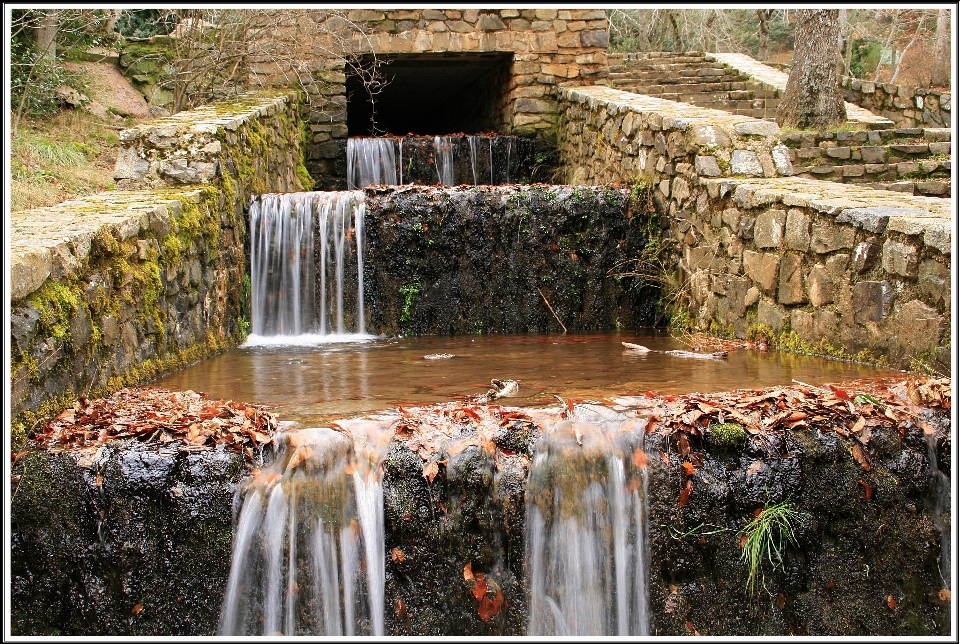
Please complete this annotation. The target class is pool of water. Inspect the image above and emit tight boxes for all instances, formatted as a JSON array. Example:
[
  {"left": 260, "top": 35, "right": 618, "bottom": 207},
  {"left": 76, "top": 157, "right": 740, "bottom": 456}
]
[{"left": 151, "top": 331, "right": 899, "bottom": 426}]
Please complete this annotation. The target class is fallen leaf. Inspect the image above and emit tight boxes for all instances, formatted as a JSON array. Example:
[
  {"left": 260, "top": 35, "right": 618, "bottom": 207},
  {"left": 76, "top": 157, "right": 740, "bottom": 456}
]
[
  {"left": 686, "top": 621, "right": 695, "bottom": 633},
  {"left": 660, "top": 453, "right": 671, "bottom": 466},
  {"left": 682, "top": 462, "right": 695, "bottom": 476},
  {"left": 747, "top": 460, "right": 762, "bottom": 477},
  {"left": 887, "top": 595, "right": 896, "bottom": 610},
  {"left": 664, "top": 593, "right": 679, "bottom": 614},
  {"left": 391, "top": 548, "right": 405, "bottom": 563},
  {"left": 826, "top": 576, "right": 835, "bottom": 590},
  {"left": 464, "top": 563, "right": 474, "bottom": 580},
  {"left": 829, "top": 384, "right": 851, "bottom": 401},
  {"left": 287, "top": 446, "right": 313, "bottom": 470},
  {"left": 677, "top": 434, "right": 691, "bottom": 457},
  {"left": 852, "top": 443, "right": 871, "bottom": 471},
  {"left": 633, "top": 447, "right": 649, "bottom": 470},
  {"left": 851, "top": 416, "right": 866, "bottom": 434},
  {"left": 859, "top": 480, "right": 873, "bottom": 500},
  {"left": 478, "top": 595, "right": 501, "bottom": 621},
  {"left": 422, "top": 461, "right": 440, "bottom": 483},
  {"left": 132, "top": 603, "right": 143, "bottom": 615},
  {"left": 678, "top": 478, "right": 693, "bottom": 507},
  {"left": 939, "top": 589, "right": 951, "bottom": 602},
  {"left": 395, "top": 598, "right": 406, "bottom": 618},
  {"left": 472, "top": 574, "right": 487, "bottom": 601},
  {"left": 777, "top": 593, "right": 786, "bottom": 610}
]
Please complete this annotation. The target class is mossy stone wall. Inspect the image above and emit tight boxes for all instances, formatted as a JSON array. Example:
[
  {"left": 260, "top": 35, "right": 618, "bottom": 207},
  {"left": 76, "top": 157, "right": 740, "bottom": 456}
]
[{"left": 10, "top": 91, "right": 307, "bottom": 447}]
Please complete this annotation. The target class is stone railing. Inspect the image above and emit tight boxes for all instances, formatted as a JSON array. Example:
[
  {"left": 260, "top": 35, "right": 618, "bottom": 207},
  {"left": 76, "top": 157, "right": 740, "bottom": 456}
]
[
  {"left": 10, "top": 91, "right": 307, "bottom": 445},
  {"left": 557, "top": 85, "right": 795, "bottom": 187},
  {"left": 557, "top": 84, "right": 952, "bottom": 371},
  {"left": 706, "top": 53, "right": 896, "bottom": 129},
  {"left": 840, "top": 76, "right": 951, "bottom": 129}
]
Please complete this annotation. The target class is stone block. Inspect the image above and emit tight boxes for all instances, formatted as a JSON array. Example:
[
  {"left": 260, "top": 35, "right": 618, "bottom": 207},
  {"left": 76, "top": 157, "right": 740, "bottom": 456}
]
[
  {"left": 721, "top": 207, "right": 740, "bottom": 230},
  {"left": 928, "top": 141, "right": 951, "bottom": 155},
  {"left": 923, "top": 221, "right": 951, "bottom": 255},
  {"left": 805, "top": 264, "right": 834, "bottom": 307},
  {"left": 835, "top": 207, "right": 897, "bottom": 233},
  {"left": 894, "top": 299, "right": 943, "bottom": 357},
  {"left": 477, "top": 14, "right": 506, "bottom": 30},
  {"left": 737, "top": 216, "right": 755, "bottom": 240},
  {"left": 744, "top": 286, "right": 760, "bottom": 309},
  {"left": 860, "top": 146, "right": 887, "bottom": 163},
  {"left": 694, "top": 155, "right": 721, "bottom": 177},
  {"left": 777, "top": 253, "right": 806, "bottom": 305},
  {"left": 743, "top": 250, "right": 780, "bottom": 295},
  {"left": 734, "top": 121, "right": 780, "bottom": 137},
  {"left": 825, "top": 254, "right": 849, "bottom": 282},
  {"left": 730, "top": 150, "right": 763, "bottom": 176},
  {"left": 841, "top": 165, "right": 865, "bottom": 177},
  {"left": 757, "top": 298, "right": 787, "bottom": 332},
  {"left": 851, "top": 239, "right": 880, "bottom": 274},
  {"left": 771, "top": 144, "right": 793, "bottom": 176},
  {"left": 784, "top": 209, "right": 810, "bottom": 251},
  {"left": 852, "top": 281, "right": 890, "bottom": 323},
  {"left": 882, "top": 240, "right": 919, "bottom": 278},
  {"left": 826, "top": 146, "right": 851, "bottom": 159},
  {"left": 810, "top": 220, "right": 855, "bottom": 254},
  {"left": 754, "top": 209, "right": 786, "bottom": 249},
  {"left": 579, "top": 30, "right": 609, "bottom": 48},
  {"left": 114, "top": 147, "right": 150, "bottom": 181},
  {"left": 916, "top": 181, "right": 948, "bottom": 196}
]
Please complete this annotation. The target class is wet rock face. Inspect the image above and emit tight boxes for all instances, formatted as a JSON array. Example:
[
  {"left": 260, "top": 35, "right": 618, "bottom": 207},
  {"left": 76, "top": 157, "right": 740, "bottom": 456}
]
[
  {"left": 644, "top": 412, "right": 951, "bottom": 636},
  {"left": 364, "top": 185, "right": 659, "bottom": 335},
  {"left": 10, "top": 443, "right": 250, "bottom": 636}
]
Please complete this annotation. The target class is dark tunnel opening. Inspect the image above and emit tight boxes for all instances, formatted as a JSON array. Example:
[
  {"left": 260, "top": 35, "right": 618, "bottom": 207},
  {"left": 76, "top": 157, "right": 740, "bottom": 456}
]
[{"left": 346, "top": 52, "right": 513, "bottom": 136}]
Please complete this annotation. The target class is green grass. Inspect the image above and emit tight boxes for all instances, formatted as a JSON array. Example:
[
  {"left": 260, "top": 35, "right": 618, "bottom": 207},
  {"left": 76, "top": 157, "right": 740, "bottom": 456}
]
[{"left": 738, "top": 500, "right": 809, "bottom": 596}]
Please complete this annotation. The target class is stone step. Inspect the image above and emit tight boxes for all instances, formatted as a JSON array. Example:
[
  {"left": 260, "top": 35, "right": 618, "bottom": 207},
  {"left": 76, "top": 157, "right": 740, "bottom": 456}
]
[{"left": 867, "top": 180, "right": 951, "bottom": 197}]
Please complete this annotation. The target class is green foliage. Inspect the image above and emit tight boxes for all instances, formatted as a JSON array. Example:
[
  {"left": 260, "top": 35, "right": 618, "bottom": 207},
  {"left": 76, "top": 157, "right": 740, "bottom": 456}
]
[
  {"left": 114, "top": 9, "right": 178, "bottom": 38},
  {"left": 399, "top": 282, "right": 421, "bottom": 324},
  {"left": 738, "top": 500, "right": 809, "bottom": 597},
  {"left": 850, "top": 38, "right": 882, "bottom": 78}
]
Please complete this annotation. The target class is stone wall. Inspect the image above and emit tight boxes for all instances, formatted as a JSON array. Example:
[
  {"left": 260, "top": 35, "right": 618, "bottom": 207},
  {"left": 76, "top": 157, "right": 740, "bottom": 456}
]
[
  {"left": 780, "top": 127, "right": 951, "bottom": 197},
  {"left": 10, "top": 91, "right": 306, "bottom": 446},
  {"left": 841, "top": 77, "right": 952, "bottom": 129},
  {"left": 557, "top": 85, "right": 952, "bottom": 371},
  {"left": 293, "top": 9, "right": 609, "bottom": 189}
]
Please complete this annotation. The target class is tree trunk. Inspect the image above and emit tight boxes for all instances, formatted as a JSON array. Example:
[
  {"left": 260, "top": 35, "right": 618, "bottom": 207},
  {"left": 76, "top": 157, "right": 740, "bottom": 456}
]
[
  {"left": 757, "top": 9, "right": 773, "bottom": 61},
  {"left": 931, "top": 8, "right": 951, "bottom": 88},
  {"left": 36, "top": 9, "right": 58, "bottom": 59},
  {"left": 777, "top": 9, "right": 847, "bottom": 130}
]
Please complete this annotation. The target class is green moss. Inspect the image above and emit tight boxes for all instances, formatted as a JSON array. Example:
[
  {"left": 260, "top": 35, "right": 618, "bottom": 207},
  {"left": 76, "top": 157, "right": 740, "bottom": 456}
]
[
  {"left": 746, "top": 323, "right": 889, "bottom": 367},
  {"left": 400, "top": 282, "right": 421, "bottom": 324},
  {"left": 710, "top": 422, "right": 747, "bottom": 448},
  {"left": 28, "top": 280, "right": 83, "bottom": 347}
]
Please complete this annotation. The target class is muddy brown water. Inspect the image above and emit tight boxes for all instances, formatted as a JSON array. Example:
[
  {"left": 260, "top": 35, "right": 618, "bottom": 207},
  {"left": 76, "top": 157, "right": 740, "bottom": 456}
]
[{"left": 151, "top": 331, "right": 899, "bottom": 427}]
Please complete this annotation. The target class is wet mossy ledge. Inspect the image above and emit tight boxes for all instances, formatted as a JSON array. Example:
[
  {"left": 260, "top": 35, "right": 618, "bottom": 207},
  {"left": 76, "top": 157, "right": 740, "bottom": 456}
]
[
  {"left": 11, "top": 91, "right": 308, "bottom": 448},
  {"left": 360, "top": 184, "right": 662, "bottom": 336},
  {"left": 10, "top": 378, "right": 951, "bottom": 636}
]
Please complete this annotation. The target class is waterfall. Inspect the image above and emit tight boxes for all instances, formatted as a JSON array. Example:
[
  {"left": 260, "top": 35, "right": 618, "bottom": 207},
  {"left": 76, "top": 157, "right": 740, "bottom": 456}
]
[
  {"left": 219, "top": 426, "right": 388, "bottom": 636},
  {"left": 347, "top": 138, "right": 398, "bottom": 189},
  {"left": 434, "top": 136, "right": 455, "bottom": 186},
  {"left": 468, "top": 136, "right": 479, "bottom": 185},
  {"left": 249, "top": 193, "right": 317, "bottom": 337},
  {"left": 526, "top": 405, "right": 651, "bottom": 636},
  {"left": 247, "top": 192, "right": 369, "bottom": 345}
]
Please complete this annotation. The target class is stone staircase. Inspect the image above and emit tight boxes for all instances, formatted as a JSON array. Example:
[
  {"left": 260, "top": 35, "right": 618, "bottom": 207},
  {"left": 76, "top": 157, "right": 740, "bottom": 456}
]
[
  {"left": 602, "top": 51, "right": 782, "bottom": 120},
  {"left": 780, "top": 127, "right": 951, "bottom": 198}
]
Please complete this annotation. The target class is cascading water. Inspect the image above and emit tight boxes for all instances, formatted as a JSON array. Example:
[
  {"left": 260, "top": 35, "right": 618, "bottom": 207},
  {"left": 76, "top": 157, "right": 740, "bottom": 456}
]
[
  {"left": 925, "top": 433, "right": 952, "bottom": 592},
  {"left": 247, "top": 192, "right": 368, "bottom": 345},
  {"left": 347, "top": 138, "right": 398, "bottom": 189},
  {"left": 525, "top": 405, "right": 651, "bottom": 636},
  {"left": 219, "top": 424, "right": 390, "bottom": 635},
  {"left": 434, "top": 136, "right": 455, "bottom": 186}
]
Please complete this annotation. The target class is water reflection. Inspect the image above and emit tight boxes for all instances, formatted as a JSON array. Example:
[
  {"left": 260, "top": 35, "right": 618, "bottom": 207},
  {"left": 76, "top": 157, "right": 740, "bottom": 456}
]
[{"left": 153, "top": 332, "right": 899, "bottom": 426}]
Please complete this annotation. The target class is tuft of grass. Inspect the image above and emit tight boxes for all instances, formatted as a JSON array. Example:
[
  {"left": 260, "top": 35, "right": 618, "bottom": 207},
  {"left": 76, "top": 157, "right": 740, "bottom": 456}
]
[{"left": 738, "top": 500, "right": 809, "bottom": 597}]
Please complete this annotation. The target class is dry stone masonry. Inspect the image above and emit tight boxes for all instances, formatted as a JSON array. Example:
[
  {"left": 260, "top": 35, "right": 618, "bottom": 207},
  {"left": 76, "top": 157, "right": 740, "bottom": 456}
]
[
  {"left": 841, "top": 76, "right": 952, "bottom": 129},
  {"left": 11, "top": 91, "right": 306, "bottom": 443},
  {"left": 557, "top": 85, "right": 951, "bottom": 371}
]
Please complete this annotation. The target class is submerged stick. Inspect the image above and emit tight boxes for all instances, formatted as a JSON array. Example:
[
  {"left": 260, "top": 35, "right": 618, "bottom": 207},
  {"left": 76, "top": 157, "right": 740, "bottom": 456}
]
[{"left": 537, "top": 287, "right": 567, "bottom": 334}]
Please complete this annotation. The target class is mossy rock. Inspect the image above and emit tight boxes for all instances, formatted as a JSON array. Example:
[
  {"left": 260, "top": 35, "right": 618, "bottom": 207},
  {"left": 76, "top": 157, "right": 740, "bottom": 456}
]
[{"left": 709, "top": 422, "right": 747, "bottom": 449}]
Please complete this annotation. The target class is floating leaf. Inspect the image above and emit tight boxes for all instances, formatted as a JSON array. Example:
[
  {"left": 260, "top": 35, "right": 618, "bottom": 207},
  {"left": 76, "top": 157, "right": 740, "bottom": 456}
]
[{"left": 633, "top": 448, "right": 649, "bottom": 470}]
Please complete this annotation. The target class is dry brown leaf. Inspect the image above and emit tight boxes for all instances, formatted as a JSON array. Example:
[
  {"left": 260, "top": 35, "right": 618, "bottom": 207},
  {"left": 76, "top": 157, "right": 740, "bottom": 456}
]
[
  {"left": 472, "top": 574, "right": 488, "bottom": 601},
  {"left": 747, "top": 460, "right": 762, "bottom": 477},
  {"left": 660, "top": 452, "right": 671, "bottom": 466},
  {"left": 132, "top": 603, "right": 143, "bottom": 615},
  {"left": 682, "top": 462, "right": 695, "bottom": 476},
  {"left": 391, "top": 548, "right": 405, "bottom": 563},
  {"left": 852, "top": 443, "right": 871, "bottom": 471},
  {"left": 851, "top": 416, "right": 866, "bottom": 434},
  {"left": 939, "top": 589, "right": 951, "bottom": 602},
  {"left": 887, "top": 595, "right": 896, "bottom": 610},
  {"left": 633, "top": 448, "right": 649, "bottom": 470},
  {"left": 859, "top": 480, "right": 873, "bottom": 500},
  {"left": 678, "top": 478, "right": 694, "bottom": 507},
  {"left": 422, "top": 461, "right": 439, "bottom": 483},
  {"left": 677, "top": 434, "right": 691, "bottom": 457},
  {"left": 777, "top": 593, "right": 786, "bottom": 610},
  {"left": 463, "top": 563, "right": 474, "bottom": 581}
]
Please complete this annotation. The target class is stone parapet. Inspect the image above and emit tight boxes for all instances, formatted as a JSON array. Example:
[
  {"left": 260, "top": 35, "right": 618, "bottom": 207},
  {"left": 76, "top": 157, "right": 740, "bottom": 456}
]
[
  {"left": 841, "top": 76, "right": 951, "bottom": 129},
  {"left": 558, "top": 85, "right": 795, "bottom": 186},
  {"left": 706, "top": 53, "right": 896, "bottom": 129}
]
